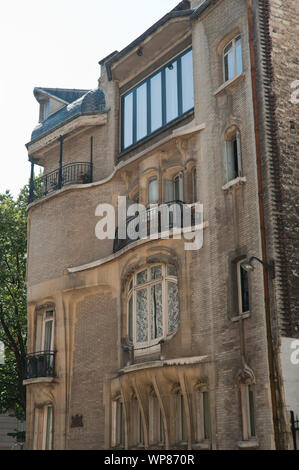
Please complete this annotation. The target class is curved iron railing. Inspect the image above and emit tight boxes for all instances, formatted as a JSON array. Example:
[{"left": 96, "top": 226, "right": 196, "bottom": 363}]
[
  {"left": 25, "top": 351, "right": 56, "bottom": 379},
  {"left": 29, "top": 162, "right": 92, "bottom": 203},
  {"left": 113, "top": 201, "right": 196, "bottom": 253}
]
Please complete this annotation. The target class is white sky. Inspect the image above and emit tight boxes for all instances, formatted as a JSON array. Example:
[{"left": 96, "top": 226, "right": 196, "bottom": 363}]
[{"left": 0, "top": 0, "right": 179, "bottom": 198}]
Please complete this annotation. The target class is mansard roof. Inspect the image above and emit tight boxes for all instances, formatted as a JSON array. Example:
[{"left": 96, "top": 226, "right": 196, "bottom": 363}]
[
  {"left": 29, "top": 88, "right": 107, "bottom": 144},
  {"left": 33, "top": 87, "right": 90, "bottom": 104}
]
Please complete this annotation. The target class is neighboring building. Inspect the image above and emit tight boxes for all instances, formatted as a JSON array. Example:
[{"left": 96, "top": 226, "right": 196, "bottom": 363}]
[
  {"left": 0, "top": 413, "right": 18, "bottom": 451},
  {"left": 24, "top": 0, "right": 298, "bottom": 450}
]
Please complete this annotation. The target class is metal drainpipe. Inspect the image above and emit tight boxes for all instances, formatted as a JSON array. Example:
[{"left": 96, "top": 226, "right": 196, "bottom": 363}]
[{"left": 247, "top": 0, "right": 280, "bottom": 449}]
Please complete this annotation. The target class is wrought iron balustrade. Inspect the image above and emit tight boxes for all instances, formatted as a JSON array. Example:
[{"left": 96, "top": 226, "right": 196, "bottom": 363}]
[
  {"left": 25, "top": 351, "right": 56, "bottom": 379},
  {"left": 28, "top": 162, "right": 92, "bottom": 203},
  {"left": 113, "top": 200, "right": 197, "bottom": 253}
]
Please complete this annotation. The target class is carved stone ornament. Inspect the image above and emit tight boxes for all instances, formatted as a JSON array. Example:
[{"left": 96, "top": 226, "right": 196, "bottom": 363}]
[{"left": 237, "top": 363, "right": 256, "bottom": 385}]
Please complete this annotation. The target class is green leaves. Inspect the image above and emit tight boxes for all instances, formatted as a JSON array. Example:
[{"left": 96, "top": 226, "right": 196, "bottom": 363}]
[{"left": 0, "top": 186, "right": 28, "bottom": 418}]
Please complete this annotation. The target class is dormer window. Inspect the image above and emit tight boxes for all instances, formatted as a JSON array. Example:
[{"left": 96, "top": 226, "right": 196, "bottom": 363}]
[
  {"left": 121, "top": 48, "right": 194, "bottom": 151},
  {"left": 40, "top": 100, "right": 50, "bottom": 122}
]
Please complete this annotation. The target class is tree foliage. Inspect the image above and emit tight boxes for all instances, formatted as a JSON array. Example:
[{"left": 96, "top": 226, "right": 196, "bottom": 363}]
[{"left": 0, "top": 186, "right": 28, "bottom": 418}]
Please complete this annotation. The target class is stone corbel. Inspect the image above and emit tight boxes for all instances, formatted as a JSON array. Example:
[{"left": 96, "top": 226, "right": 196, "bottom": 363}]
[{"left": 175, "top": 137, "right": 189, "bottom": 162}]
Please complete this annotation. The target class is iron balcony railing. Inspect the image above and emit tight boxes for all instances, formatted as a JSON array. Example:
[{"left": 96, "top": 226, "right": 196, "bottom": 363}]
[
  {"left": 25, "top": 351, "right": 56, "bottom": 380},
  {"left": 29, "top": 162, "right": 92, "bottom": 203},
  {"left": 113, "top": 200, "right": 197, "bottom": 253}
]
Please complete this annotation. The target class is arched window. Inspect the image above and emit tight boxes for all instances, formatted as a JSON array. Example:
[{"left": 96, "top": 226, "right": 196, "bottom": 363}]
[
  {"left": 148, "top": 177, "right": 158, "bottom": 204},
  {"left": 164, "top": 172, "right": 184, "bottom": 203},
  {"left": 127, "top": 264, "right": 179, "bottom": 350},
  {"left": 223, "top": 35, "right": 243, "bottom": 82}
]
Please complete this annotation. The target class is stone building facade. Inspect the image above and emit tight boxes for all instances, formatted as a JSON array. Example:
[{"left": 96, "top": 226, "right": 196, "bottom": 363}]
[{"left": 24, "top": 0, "right": 298, "bottom": 450}]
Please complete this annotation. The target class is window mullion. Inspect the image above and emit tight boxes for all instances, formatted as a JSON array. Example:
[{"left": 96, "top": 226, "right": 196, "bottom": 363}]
[
  {"left": 233, "top": 39, "right": 237, "bottom": 77},
  {"left": 161, "top": 68, "right": 166, "bottom": 127},
  {"left": 177, "top": 57, "right": 183, "bottom": 116},
  {"left": 133, "top": 90, "right": 137, "bottom": 145},
  {"left": 147, "top": 78, "right": 151, "bottom": 136}
]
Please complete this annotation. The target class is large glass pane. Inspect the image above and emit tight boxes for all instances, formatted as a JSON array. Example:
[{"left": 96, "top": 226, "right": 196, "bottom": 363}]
[
  {"left": 136, "top": 83, "right": 147, "bottom": 141},
  {"left": 240, "top": 266, "right": 250, "bottom": 312},
  {"left": 123, "top": 92, "right": 133, "bottom": 149},
  {"left": 136, "top": 288, "right": 148, "bottom": 343},
  {"left": 224, "top": 42, "right": 234, "bottom": 81},
  {"left": 174, "top": 173, "right": 184, "bottom": 201},
  {"left": 165, "top": 61, "right": 178, "bottom": 123},
  {"left": 235, "top": 36, "right": 243, "bottom": 75},
  {"left": 148, "top": 178, "right": 158, "bottom": 203},
  {"left": 150, "top": 72, "right": 162, "bottom": 132},
  {"left": 168, "top": 282, "right": 179, "bottom": 334},
  {"left": 151, "top": 283, "right": 163, "bottom": 340},
  {"left": 44, "top": 320, "right": 53, "bottom": 351},
  {"left": 181, "top": 50, "right": 194, "bottom": 113}
]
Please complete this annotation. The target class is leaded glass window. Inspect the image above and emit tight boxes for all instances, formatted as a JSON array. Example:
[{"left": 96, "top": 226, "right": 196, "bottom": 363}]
[{"left": 127, "top": 264, "right": 179, "bottom": 349}]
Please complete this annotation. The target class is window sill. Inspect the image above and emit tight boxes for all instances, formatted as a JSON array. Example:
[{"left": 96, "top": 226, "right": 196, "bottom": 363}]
[
  {"left": 222, "top": 176, "right": 247, "bottom": 191},
  {"left": 214, "top": 72, "right": 245, "bottom": 96},
  {"left": 134, "top": 343, "right": 161, "bottom": 358},
  {"left": 231, "top": 312, "right": 250, "bottom": 323},
  {"left": 237, "top": 438, "right": 259, "bottom": 450}
]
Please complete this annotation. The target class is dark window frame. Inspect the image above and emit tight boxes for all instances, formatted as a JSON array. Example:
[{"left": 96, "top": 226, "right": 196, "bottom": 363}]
[{"left": 121, "top": 47, "right": 194, "bottom": 152}]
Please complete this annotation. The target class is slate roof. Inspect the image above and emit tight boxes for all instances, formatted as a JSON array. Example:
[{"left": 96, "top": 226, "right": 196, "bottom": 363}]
[
  {"left": 34, "top": 87, "right": 90, "bottom": 104},
  {"left": 29, "top": 88, "right": 107, "bottom": 144}
]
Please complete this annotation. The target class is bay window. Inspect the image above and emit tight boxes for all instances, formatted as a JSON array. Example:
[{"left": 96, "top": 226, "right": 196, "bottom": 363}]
[{"left": 121, "top": 48, "right": 194, "bottom": 151}]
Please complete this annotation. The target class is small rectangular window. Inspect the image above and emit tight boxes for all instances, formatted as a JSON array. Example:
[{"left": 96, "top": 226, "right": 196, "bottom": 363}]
[
  {"left": 112, "top": 399, "right": 125, "bottom": 448},
  {"left": 223, "top": 36, "right": 243, "bottom": 82},
  {"left": 223, "top": 130, "right": 242, "bottom": 183},
  {"left": 177, "top": 393, "right": 188, "bottom": 443},
  {"left": 238, "top": 261, "right": 250, "bottom": 314},
  {"left": 149, "top": 395, "right": 164, "bottom": 445},
  {"left": 203, "top": 392, "right": 211, "bottom": 440}
]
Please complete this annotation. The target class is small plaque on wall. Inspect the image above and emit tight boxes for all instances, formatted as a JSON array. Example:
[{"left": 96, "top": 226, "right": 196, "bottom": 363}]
[{"left": 71, "top": 414, "right": 83, "bottom": 428}]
